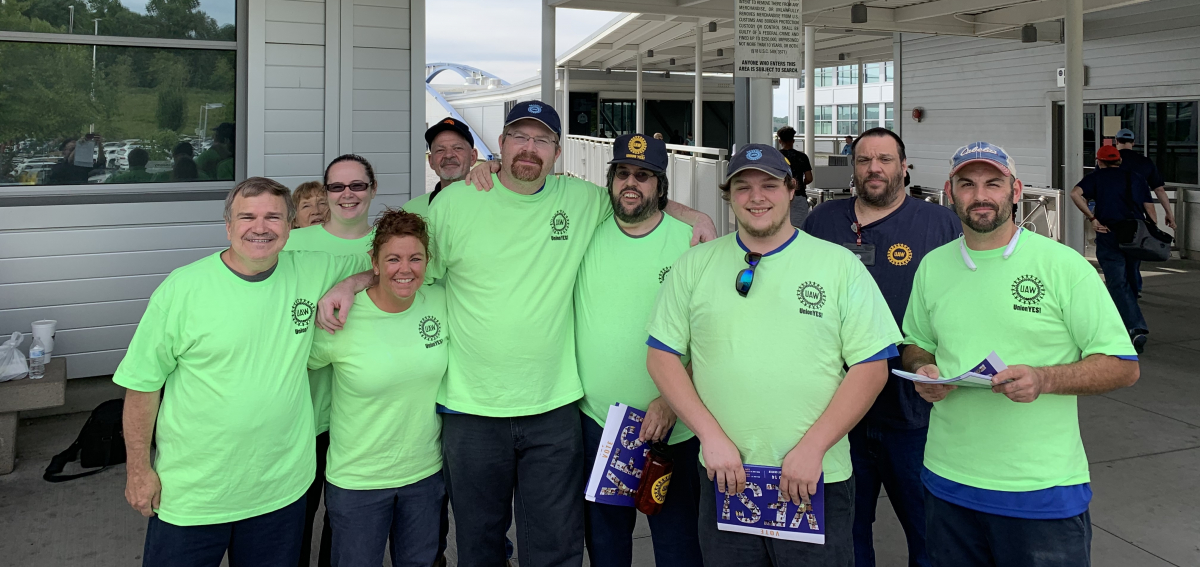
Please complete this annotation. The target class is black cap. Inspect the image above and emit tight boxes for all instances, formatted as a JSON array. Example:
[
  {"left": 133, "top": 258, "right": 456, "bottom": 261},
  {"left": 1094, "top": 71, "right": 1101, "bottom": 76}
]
[
  {"left": 504, "top": 100, "right": 561, "bottom": 138},
  {"left": 609, "top": 133, "right": 668, "bottom": 173},
  {"left": 725, "top": 144, "right": 791, "bottom": 183},
  {"left": 425, "top": 117, "right": 474, "bottom": 148}
]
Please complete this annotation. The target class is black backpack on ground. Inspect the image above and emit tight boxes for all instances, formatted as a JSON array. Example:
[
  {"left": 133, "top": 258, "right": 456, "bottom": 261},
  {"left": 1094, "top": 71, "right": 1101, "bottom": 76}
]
[{"left": 43, "top": 398, "right": 127, "bottom": 482}]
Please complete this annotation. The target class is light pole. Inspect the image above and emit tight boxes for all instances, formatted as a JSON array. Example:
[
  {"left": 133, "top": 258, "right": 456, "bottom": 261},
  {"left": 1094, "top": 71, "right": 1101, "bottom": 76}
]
[
  {"left": 92, "top": 19, "right": 101, "bottom": 69},
  {"left": 68, "top": 6, "right": 74, "bottom": 34}
]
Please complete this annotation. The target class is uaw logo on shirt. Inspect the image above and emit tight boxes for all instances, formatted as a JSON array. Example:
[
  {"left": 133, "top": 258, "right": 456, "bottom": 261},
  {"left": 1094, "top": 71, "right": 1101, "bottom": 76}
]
[
  {"left": 291, "top": 299, "right": 315, "bottom": 334},
  {"left": 658, "top": 266, "right": 672, "bottom": 284},
  {"left": 627, "top": 135, "right": 648, "bottom": 160},
  {"left": 419, "top": 316, "right": 443, "bottom": 348},
  {"left": 887, "top": 243, "right": 913, "bottom": 266},
  {"left": 551, "top": 209, "right": 570, "bottom": 241},
  {"left": 1011, "top": 274, "right": 1045, "bottom": 313},
  {"left": 796, "top": 281, "right": 826, "bottom": 318}
]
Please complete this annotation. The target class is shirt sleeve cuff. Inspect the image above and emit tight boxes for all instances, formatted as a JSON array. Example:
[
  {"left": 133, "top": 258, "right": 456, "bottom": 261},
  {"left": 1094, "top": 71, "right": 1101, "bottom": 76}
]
[
  {"left": 1115, "top": 355, "right": 1139, "bottom": 361},
  {"left": 647, "top": 335, "right": 684, "bottom": 356},
  {"left": 855, "top": 344, "right": 900, "bottom": 365}
]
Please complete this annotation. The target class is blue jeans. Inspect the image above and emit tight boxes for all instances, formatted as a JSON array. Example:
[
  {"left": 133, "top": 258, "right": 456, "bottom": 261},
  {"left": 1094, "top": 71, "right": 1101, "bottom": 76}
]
[
  {"left": 697, "top": 464, "right": 855, "bottom": 567},
  {"left": 324, "top": 473, "right": 444, "bottom": 567},
  {"left": 143, "top": 496, "right": 306, "bottom": 567},
  {"left": 850, "top": 424, "right": 931, "bottom": 567},
  {"left": 924, "top": 490, "right": 1091, "bottom": 567},
  {"left": 581, "top": 413, "right": 703, "bottom": 567},
  {"left": 442, "top": 404, "right": 585, "bottom": 567},
  {"left": 1095, "top": 233, "right": 1147, "bottom": 334}
]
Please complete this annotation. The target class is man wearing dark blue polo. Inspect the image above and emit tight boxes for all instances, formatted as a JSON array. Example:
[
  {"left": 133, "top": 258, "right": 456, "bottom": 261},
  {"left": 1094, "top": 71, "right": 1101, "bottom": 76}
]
[
  {"left": 803, "top": 128, "right": 960, "bottom": 567},
  {"left": 1115, "top": 128, "right": 1173, "bottom": 230}
]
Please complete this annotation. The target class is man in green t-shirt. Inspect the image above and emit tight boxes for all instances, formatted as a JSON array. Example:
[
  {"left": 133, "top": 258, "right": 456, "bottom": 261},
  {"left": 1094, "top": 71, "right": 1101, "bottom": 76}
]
[
  {"left": 403, "top": 117, "right": 478, "bottom": 218},
  {"left": 574, "top": 133, "right": 702, "bottom": 566},
  {"left": 116, "top": 178, "right": 368, "bottom": 567},
  {"left": 317, "top": 101, "right": 716, "bottom": 567},
  {"left": 901, "top": 142, "right": 1140, "bottom": 567},
  {"left": 647, "top": 144, "right": 901, "bottom": 566}
]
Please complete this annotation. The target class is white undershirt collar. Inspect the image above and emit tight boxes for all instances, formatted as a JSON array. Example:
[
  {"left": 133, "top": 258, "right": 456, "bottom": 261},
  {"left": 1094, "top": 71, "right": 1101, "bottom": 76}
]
[{"left": 960, "top": 227, "right": 1023, "bottom": 271}]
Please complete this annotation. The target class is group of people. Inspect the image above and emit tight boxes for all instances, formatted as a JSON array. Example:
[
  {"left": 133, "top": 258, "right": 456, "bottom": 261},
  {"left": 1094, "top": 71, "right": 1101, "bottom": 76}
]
[{"left": 116, "top": 98, "right": 1142, "bottom": 567}]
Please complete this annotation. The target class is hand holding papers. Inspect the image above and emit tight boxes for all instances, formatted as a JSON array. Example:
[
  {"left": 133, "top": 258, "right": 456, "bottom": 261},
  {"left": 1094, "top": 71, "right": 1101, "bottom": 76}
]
[
  {"left": 714, "top": 465, "right": 825, "bottom": 544},
  {"left": 892, "top": 351, "right": 1009, "bottom": 388},
  {"left": 585, "top": 403, "right": 674, "bottom": 507}
]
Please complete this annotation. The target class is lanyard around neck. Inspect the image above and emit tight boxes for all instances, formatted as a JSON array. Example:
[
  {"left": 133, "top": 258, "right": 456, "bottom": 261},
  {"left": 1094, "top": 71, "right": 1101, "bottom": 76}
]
[{"left": 960, "top": 227, "right": 1023, "bottom": 271}]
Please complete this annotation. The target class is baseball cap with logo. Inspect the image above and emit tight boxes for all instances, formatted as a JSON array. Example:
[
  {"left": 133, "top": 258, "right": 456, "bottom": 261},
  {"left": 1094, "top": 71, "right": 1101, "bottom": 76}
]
[
  {"left": 949, "top": 141, "right": 1018, "bottom": 178},
  {"left": 504, "top": 100, "right": 561, "bottom": 138},
  {"left": 424, "top": 117, "right": 474, "bottom": 149},
  {"left": 609, "top": 133, "right": 668, "bottom": 173},
  {"left": 725, "top": 144, "right": 792, "bottom": 183},
  {"left": 1115, "top": 128, "right": 1136, "bottom": 141},
  {"left": 1097, "top": 145, "right": 1122, "bottom": 162}
]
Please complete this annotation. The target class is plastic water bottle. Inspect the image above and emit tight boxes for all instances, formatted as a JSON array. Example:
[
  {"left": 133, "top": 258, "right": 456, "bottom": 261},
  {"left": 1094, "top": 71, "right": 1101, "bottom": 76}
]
[{"left": 29, "top": 338, "right": 45, "bottom": 380}]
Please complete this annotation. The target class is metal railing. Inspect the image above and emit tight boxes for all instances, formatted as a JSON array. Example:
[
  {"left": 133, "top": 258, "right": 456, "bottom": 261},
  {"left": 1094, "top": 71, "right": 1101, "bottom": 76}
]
[
  {"left": 910, "top": 185, "right": 1062, "bottom": 242},
  {"left": 562, "top": 135, "right": 732, "bottom": 236}
]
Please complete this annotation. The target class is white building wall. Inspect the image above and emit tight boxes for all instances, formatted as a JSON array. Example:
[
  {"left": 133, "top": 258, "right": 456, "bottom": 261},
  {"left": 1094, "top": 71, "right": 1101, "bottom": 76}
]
[{"left": 263, "top": 0, "right": 327, "bottom": 188}]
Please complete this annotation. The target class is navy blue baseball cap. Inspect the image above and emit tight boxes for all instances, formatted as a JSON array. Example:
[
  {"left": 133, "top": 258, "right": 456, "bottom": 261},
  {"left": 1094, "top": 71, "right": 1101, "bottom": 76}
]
[
  {"left": 950, "top": 141, "right": 1018, "bottom": 178},
  {"left": 504, "top": 100, "right": 561, "bottom": 138},
  {"left": 609, "top": 133, "right": 668, "bottom": 173},
  {"left": 425, "top": 117, "right": 474, "bottom": 148},
  {"left": 1115, "top": 128, "right": 1136, "bottom": 141},
  {"left": 725, "top": 144, "right": 791, "bottom": 183}
]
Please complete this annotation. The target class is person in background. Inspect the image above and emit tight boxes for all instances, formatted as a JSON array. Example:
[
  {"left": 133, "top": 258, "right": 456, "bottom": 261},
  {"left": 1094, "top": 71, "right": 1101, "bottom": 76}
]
[
  {"left": 292, "top": 181, "right": 329, "bottom": 229},
  {"left": 776, "top": 126, "right": 814, "bottom": 228},
  {"left": 905, "top": 142, "right": 1140, "bottom": 567},
  {"left": 308, "top": 209, "right": 448, "bottom": 567},
  {"left": 686, "top": 132, "right": 696, "bottom": 146},
  {"left": 404, "top": 118, "right": 477, "bottom": 218},
  {"left": 1115, "top": 129, "right": 1174, "bottom": 229},
  {"left": 653, "top": 133, "right": 664, "bottom": 141},
  {"left": 196, "top": 123, "right": 234, "bottom": 180},
  {"left": 49, "top": 137, "right": 98, "bottom": 184},
  {"left": 284, "top": 154, "right": 381, "bottom": 567},
  {"left": 1069, "top": 145, "right": 1155, "bottom": 353},
  {"left": 108, "top": 148, "right": 154, "bottom": 184},
  {"left": 841, "top": 135, "right": 854, "bottom": 156}
]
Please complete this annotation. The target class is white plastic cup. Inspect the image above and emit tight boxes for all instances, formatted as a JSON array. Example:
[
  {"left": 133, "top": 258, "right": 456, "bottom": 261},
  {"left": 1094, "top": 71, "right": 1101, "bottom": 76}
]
[{"left": 31, "top": 320, "right": 56, "bottom": 363}]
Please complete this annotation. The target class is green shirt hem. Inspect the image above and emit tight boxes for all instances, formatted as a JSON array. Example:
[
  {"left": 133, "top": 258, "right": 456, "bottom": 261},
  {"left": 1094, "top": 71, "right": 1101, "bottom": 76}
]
[
  {"left": 923, "top": 459, "right": 1091, "bottom": 492},
  {"left": 440, "top": 390, "right": 585, "bottom": 418},
  {"left": 328, "top": 463, "right": 443, "bottom": 492},
  {"left": 153, "top": 482, "right": 310, "bottom": 527}
]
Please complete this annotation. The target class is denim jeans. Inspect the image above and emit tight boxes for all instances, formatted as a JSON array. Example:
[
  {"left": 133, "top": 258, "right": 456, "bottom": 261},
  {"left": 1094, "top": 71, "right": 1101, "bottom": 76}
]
[
  {"left": 697, "top": 464, "right": 855, "bottom": 567},
  {"left": 850, "top": 424, "right": 931, "bottom": 567},
  {"left": 581, "top": 413, "right": 703, "bottom": 567},
  {"left": 1095, "top": 233, "right": 1147, "bottom": 334},
  {"left": 143, "top": 496, "right": 306, "bottom": 567},
  {"left": 300, "top": 431, "right": 332, "bottom": 567},
  {"left": 924, "top": 490, "right": 1092, "bottom": 567},
  {"left": 324, "top": 473, "right": 444, "bottom": 567},
  {"left": 442, "top": 404, "right": 585, "bottom": 567}
]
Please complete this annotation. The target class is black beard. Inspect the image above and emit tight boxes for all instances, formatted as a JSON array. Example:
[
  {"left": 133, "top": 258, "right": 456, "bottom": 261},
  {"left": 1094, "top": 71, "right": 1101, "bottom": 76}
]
[
  {"left": 953, "top": 193, "right": 1014, "bottom": 233},
  {"left": 855, "top": 169, "right": 905, "bottom": 208},
  {"left": 610, "top": 187, "right": 656, "bottom": 224},
  {"left": 741, "top": 215, "right": 789, "bottom": 239}
]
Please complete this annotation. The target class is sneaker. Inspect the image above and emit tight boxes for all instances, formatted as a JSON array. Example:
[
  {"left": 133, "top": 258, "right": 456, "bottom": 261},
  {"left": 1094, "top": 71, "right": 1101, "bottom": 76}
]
[{"left": 1132, "top": 333, "right": 1148, "bottom": 354}]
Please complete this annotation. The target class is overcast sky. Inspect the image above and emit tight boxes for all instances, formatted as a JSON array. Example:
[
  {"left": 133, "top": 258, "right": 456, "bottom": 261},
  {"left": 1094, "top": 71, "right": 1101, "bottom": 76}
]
[{"left": 426, "top": 2, "right": 790, "bottom": 118}]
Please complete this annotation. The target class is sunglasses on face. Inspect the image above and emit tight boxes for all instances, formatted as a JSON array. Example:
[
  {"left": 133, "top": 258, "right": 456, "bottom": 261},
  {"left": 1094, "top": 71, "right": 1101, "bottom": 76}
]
[
  {"left": 615, "top": 169, "right": 655, "bottom": 183},
  {"left": 735, "top": 252, "right": 763, "bottom": 297},
  {"left": 325, "top": 182, "right": 370, "bottom": 193}
]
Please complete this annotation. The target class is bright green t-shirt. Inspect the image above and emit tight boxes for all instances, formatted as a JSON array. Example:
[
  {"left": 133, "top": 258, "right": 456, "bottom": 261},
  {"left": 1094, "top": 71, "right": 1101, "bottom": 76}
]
[
  {"left": 402, "top": 192, "right": 432, "bottom": 219},
  {"left": 283, "top": 225, "right": 375, "bottom": 434},
  {"left": 647, "top": 230, "right": 901, "bottom": 483},
  {"left": 425, "top": 175, "right": 611, "bottom": 416},
  {"left": 113, "top": 250, "right": 369, "bottom": 525},
  {"left": 902, "top": 230, "right": 1135, "bottom": 492},
  {"left": 575, "top": 214, "right": 695, "bottom": 444},
  {"left": 309, "top": 287, "right": 447, "bottom": 490}
]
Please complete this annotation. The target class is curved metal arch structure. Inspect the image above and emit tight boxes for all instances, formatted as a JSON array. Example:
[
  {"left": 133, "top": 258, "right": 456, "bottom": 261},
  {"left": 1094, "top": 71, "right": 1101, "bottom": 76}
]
[{"left": 425, "top": 63, "right": 510, "bottom": 160}]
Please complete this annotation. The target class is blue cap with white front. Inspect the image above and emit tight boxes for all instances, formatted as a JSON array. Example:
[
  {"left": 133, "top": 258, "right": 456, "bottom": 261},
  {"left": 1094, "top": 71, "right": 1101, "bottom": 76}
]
[
  {"left": 1115, "top": 128, "right": 1136, "bottom": 141},
  {"left": 504, "top": 100, "right": 561, "bottom": 138},
  {"left": 949, "top": 141, "right": 1018, "bottom": 178},
  {"left": 725, "top": 144, "right": 791, "bottom": 183}
]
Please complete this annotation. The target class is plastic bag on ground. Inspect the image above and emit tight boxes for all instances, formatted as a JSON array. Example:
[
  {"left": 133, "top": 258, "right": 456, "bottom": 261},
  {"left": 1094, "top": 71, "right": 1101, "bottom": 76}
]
[{"left": 0, "top": 332, "right": 29, "bottom": 382}]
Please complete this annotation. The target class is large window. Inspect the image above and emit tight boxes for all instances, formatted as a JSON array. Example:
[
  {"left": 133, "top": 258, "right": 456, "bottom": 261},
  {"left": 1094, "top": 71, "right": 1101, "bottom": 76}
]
[
  {"left": 836, "top": 105, "right": 859, "bottom": 135},
  {"left": 815, "top": 67, "right": 834, "bottom": 88},
  {"left": 1149, "top": 102, "right": 1198, "bottom": 185},
  {"left": 865, "top": 63, "right": 882, "bottom": 84},
  {"left": 885, "top": 61, "right": 894, "bottom": 82},
  {"left": 598, "top": 100, "right": 636, "bottom": 138},
  {"left": 796, "top": 106, "right": 804, "bottom": 134},
  {"left": 885, "top": 103, "right": 894, "bottom": 131},
  {"left": 0, "top": 1, "right": 238, "bottom": 187},
  {"left": 837, "top": 65, "right": 858, "bottom": 86},
  {"left": 814, "top": 105, "right": 833, "bottom": 135}
]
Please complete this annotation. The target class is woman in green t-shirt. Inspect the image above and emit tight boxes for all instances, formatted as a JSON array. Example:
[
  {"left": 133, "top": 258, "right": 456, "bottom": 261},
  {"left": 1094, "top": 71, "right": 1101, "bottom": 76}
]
[{"left": 308, "top": 209, "right": 448, "bottom": 567}]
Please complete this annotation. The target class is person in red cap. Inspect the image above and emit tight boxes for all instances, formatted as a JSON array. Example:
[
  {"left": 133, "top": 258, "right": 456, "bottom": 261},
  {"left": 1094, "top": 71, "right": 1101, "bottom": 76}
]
[{"left": 1069, "top": 144, "right": 1156, "bottom": 352}]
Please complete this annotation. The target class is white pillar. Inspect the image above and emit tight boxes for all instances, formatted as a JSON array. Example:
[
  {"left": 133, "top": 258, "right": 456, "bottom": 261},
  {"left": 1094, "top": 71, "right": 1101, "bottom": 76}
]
[
  {"left": 694, "top": 22, "right": 704, "bottom": 146},
  {"left": 857, "top": 59, "right": 865, "bottom": 135},
  {"left": 893, "top": 33, "right": 902, "bottom": 138},
  {"left": 804, "top": 26, "right": 815, "bottom": 156},
  {"left": 1064, "top": 0, "right": 1085, "bottom": 253},
  {"left": 636, "top": 50, "right": 644, "bottom": 134},
  {"left": 750, "top": 78, "right": 773, "bottom": 143},
  {"left": 563, "top": 65, "right": 571, "bottom": 126},
  {"left": 540, "top": 1, "right": 555, "bottom": 106}
]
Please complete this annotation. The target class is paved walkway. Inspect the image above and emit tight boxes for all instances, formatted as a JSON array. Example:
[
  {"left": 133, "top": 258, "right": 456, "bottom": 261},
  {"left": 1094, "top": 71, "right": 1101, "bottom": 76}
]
[{"left": 1, "top": 260, "right": 1198, "bottom": 566}]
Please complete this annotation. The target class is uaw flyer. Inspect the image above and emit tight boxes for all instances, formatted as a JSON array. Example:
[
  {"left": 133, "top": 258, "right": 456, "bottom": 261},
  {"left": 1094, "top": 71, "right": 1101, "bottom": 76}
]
[
  {"left": 584, "top": 403, "right": 670, "bottom": 506},
  {"left": 715, "top": 465, "right": 825, "bottom": 544}
]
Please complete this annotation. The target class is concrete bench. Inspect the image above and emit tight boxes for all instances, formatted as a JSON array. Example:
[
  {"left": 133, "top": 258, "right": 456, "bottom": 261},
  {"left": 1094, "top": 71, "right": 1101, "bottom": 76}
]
[{"left": 0, "top": 358, "right": 66, "bottom": 474}]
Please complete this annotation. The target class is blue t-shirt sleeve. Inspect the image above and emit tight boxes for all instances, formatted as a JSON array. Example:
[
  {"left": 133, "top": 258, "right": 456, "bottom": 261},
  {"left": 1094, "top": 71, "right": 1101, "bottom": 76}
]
[
  {"left": 647, "top": 335, "right": 684, "bottom": 356},
  {"left": 1134, "top": 175, "right": 1153, "bottom": 204},
  {"left": 855, "top": 344, "right": 899, "bottom": 365},
  {"left": 1075, "top": 174, "right": 1095, "bottom": 199}
]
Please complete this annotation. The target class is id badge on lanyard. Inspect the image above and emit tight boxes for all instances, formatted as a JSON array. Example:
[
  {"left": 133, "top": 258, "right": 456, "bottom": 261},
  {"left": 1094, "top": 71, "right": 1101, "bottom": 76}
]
[{"left": 841, "top": 222, "right": 875, "bottom": 266}]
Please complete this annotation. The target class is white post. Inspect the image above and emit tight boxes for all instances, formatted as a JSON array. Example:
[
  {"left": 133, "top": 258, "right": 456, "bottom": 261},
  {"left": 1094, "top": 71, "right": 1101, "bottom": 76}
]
[
  {"left": 563, "top": 65, "right": 570, "bottom": 129},
  {"left": 893, "top": 33, "right": 902, "bottom": 137},
  {"left": 804, "top": 26, "right": 815, "bottom": 156},
  {"left": 1064, "top": 0, "right": 1085, "bottom": 253},
  {"left": 749, "top": 79, "right": 773, "bottom": 143},
  {"left": 541, "top": 1, "right": 555, "bottom": 106},
  {"left": 636, "top": 50, "right": 644, "bottom": 134},
  {"left": 857, "top": 59, "right": 865, "bottom": 135},
  {"left": 694, "top": 22, "right": 704, "bottom": 146}
]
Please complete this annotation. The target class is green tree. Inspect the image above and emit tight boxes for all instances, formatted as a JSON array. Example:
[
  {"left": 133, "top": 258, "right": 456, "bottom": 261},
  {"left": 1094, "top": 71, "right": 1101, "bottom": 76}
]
[{"left": 156, "top": 89, "right": 185, "bottom": 131}]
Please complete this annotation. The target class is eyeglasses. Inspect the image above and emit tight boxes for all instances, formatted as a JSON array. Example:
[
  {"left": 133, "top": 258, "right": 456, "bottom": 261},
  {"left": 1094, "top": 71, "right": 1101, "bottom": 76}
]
[
  {"left": 505, "top": 132, "right": 558, "bottom": 150},
  {"left": 615, "top": 169, "right": 655, "bottom": 183},
  {"left": 325, "top": 182, "right": 370, "bottom": 193},
  {"left": 735, "top": 252, "right": 762, "bottom": 297}
]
